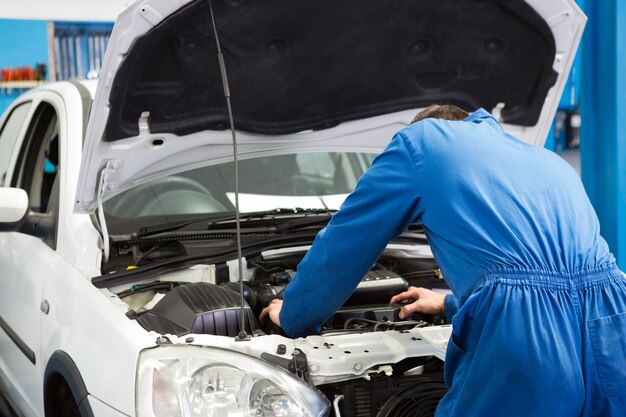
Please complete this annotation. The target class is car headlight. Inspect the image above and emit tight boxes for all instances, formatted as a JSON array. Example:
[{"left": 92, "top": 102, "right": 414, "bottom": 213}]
[{"left": 137, "top": 345, "right": 330, "bottom": 417}]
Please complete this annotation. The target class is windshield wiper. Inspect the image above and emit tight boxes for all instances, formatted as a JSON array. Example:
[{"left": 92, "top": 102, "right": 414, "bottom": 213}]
[
  {"left": 273, "top": 213, "right": 332, "bottom": 231},
  {"left": 136, "top": 208, "right": 335, "bottom": 238}
]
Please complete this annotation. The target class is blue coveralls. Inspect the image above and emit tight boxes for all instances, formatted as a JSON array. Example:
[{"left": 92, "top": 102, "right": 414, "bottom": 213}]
[{"left": 279, "top": 109, "right": 626, "bottom": 416}]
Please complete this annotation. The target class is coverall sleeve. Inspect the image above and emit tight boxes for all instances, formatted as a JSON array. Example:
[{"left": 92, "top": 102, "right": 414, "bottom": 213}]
[
  {"left": 444, "top": 294, "right": 460, "bottom": 323},
  {"left": 279, "top": 132, "right": 423, "bottom": 337}
]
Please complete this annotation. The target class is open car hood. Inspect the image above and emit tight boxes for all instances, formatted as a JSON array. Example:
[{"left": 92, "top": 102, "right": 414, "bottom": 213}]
[{"left": 75, "top": 0, "right": 586, "bottom": 213}]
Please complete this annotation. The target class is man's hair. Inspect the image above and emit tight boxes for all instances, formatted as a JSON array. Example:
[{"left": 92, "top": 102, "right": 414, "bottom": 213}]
[{"left": 411, "top": 104, "right": 469, "bottom": 123}]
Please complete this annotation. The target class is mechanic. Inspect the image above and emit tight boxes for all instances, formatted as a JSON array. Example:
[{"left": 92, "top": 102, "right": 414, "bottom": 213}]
[{"left": 261, "top": 104, "right": 626, "bottom": 416}]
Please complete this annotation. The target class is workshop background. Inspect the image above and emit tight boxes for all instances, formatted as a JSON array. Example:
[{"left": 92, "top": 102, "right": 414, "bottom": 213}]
[{"left": 0, "top": 0, "right": 624, "bottom": 270}]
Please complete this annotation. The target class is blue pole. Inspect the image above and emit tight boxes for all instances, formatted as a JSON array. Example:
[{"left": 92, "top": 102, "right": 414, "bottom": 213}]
[{"left": 580, "top": 0, "right": 626, "bottom": 270}]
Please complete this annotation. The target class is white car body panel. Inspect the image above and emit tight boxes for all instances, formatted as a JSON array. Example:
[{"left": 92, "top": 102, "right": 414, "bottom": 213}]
[
  {"left": 87, "top": 395, "right": 131, "bottom": 417},
  {"left": 0, "top": 83, "right": 155, "bottom": 416},
  {"left": 159, "top": 326, "right": 451, "bottom": 386}
]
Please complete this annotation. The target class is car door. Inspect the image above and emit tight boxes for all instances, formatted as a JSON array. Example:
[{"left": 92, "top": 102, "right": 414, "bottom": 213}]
[{"left": 0, "top": 92, "right": 66, "bottom": 416}]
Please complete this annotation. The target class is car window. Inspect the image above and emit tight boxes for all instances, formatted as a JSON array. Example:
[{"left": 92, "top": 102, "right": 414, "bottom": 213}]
[
  {"left": 0, "top": 102, "right": 32, "bottom": 186},
  {"left": 297, "top": 153, "right": 335, "bottom": 177},
  {"left": 11, "top": 102, "right": 60, "bottom": 214},
  {"left": 104, "top": 151, "right": 376, "bottom": 227},
  {"left": 8, "top": 102, "right": 61, "bottom": 249}
]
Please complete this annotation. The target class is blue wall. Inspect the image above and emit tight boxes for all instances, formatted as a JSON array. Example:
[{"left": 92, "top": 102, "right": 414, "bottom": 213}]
[
  {"left": 0, "top": 19, "right": 49, "bottom": 115},
  {"left": 580, "top": 0, "right": 626, "bottom": 270}
]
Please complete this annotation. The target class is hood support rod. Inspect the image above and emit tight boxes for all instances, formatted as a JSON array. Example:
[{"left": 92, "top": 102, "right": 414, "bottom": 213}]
[{"left": 207, "top": 0, "right": 250, "bottom": 341}]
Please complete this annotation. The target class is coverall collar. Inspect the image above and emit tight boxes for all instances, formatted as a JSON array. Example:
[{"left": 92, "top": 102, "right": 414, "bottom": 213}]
[{"left": 464, "top": 108, "right": 499, "bottom": 124}]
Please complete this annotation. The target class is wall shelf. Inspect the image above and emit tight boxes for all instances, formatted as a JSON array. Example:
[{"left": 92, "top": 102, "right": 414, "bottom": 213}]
[{"left": 0, "top": 81, "right": 46, "bottom": 94}]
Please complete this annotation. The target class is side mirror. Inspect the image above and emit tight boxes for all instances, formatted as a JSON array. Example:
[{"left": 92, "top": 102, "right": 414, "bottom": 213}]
[{"left": 0, "top": 188, "right": 29, "bottom": 223}]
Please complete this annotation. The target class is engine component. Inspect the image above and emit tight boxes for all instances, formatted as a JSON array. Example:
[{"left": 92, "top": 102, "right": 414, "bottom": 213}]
[
  {"left": 379, "top": 249, "right": 445, "bottom": 289},
  {"left": 345, "top": 269, "right": 408, "bottom": 306},
  {"left": 220, "top": 281, "right": 257, "bottom": 309},
  {"left": 269, "top": 269, "right": 296, "bottom": 285},
  {"left": 325, "top": 304, "right": 401, "bottom": 330},
  {"left": 250, "top": 267, "right": 408, "bottom": 309},
  {"left": 254, "top": 283, "right": 286, "bottom": 309},
  {"left": 320, "top": 374, "right": 447, "bottom": 417},
  {"left": 377, "top": 377, "right": 447, "bottom": 417},
  {"left": 135, "top": 282, "right": 258, "bottom": 337}
]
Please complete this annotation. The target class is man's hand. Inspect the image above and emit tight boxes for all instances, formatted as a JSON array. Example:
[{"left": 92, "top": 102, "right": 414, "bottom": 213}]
[
  {"left": 390, "top": 287, "right": 445, "bottom": 319},
  {"left": 260, "top": 299, "right": 283, "bottom": 328}
]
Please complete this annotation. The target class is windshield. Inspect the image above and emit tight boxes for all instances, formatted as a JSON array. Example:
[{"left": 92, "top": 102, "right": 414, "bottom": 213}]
[{"left": 104, "top": 151, "right": 376, "bottom": 231}]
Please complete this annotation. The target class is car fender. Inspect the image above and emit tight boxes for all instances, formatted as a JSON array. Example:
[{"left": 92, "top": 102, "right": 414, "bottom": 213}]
[{"left": 43, "top": 351, "right": 94, "bottom": 417}]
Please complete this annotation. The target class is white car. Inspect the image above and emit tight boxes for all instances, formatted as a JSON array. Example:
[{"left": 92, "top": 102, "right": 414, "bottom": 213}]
[{"left": 0, "top": 1, "right": 585, "bottom": 416}]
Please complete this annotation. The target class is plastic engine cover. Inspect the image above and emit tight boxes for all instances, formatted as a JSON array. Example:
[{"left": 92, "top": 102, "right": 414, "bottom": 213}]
[{"left": 136, "top": 282, "right": 258, "bottom": 337}]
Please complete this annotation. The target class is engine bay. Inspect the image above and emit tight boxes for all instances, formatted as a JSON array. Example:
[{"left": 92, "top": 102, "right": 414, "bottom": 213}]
[
  {"left": 111, "top": 241, "right": 449, "bottom": 338},
  {"left": 102, "top": 226, "right": 453, "bottom": 416}
]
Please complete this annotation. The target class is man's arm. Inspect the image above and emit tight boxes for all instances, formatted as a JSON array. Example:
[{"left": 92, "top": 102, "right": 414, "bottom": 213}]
[{"left": 273, "top": 132, "right": 424, "bottom": 337}]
